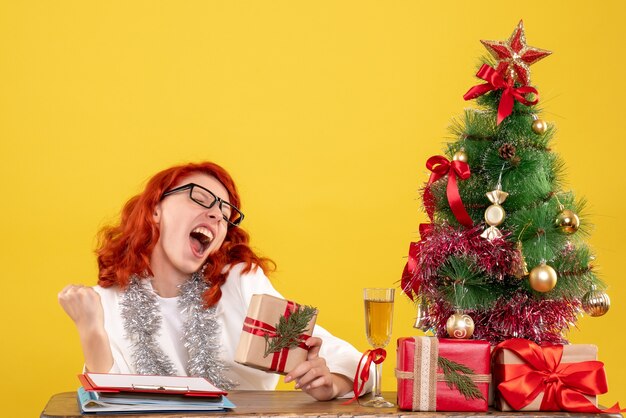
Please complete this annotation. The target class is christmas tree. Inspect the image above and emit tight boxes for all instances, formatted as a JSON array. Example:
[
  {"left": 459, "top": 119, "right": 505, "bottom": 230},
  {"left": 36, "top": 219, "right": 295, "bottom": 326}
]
[{"left": 401, "top": 21, "right": 611, "bottom": 345}]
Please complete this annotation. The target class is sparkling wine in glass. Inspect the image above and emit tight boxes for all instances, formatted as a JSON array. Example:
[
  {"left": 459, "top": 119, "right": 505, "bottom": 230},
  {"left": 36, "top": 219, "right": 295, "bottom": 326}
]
[{"left": 363, "top": 288, "right": 394, "bottom": 407}]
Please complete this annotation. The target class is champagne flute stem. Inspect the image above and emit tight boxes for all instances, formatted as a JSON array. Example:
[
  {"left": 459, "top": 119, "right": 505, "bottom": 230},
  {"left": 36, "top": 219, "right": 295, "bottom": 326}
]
[{"left": 374, "top": 360, "right": 383, "bottom": 398}]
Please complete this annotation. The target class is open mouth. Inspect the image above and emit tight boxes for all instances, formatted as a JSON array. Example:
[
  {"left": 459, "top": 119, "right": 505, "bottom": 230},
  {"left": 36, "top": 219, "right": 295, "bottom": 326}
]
[{"left": 189, "top": 226, "right": 214, "bottom": 256}]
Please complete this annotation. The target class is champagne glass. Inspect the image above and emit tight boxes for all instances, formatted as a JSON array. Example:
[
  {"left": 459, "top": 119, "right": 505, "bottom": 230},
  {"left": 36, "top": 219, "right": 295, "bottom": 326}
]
[{"left": 363, "top": 288, "right": 394, "bottom": 407}]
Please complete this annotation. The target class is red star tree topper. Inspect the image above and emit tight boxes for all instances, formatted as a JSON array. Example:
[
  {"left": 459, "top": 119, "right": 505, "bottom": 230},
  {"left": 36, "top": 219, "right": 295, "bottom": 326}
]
[{"left": 481, "top": 20, "right": 551, "bottom": 86}]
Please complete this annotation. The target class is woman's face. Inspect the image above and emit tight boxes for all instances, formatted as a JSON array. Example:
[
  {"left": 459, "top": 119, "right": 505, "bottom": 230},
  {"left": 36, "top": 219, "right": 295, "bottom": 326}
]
[{"left": 151, "top": 172, "right": 231, "bottom": 277}]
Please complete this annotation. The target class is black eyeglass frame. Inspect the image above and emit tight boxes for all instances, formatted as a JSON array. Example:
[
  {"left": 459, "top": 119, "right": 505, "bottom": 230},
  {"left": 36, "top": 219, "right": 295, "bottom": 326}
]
[{"left": 161, "top": 183, "right": 245, "bottom": 227}]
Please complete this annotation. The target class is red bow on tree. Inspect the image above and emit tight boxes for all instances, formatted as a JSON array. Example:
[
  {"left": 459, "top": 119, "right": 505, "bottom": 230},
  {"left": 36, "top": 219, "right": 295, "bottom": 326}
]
[
  {"left": 423, "top": 155, "right": 473, "bottom": 228},
  {"left": 463, "top": 64, "right": 539, "bottom": 125},
  {"left": 401, "top": 156, "right": 472, "bottom": 299},
  {"left": 494, "top": 339, "right": 624, "bottom": 413},
  {"left": 400, "top": 155, "right": 474, "bottom": 300},
  {"left": 400, "top": 240, "right": 422, "bottom": 300}
]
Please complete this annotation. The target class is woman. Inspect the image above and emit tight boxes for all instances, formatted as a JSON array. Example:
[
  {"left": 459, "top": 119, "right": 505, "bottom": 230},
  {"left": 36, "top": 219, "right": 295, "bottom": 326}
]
[{"left": 58, "top": 161, "right": 365, "bottom": 401}]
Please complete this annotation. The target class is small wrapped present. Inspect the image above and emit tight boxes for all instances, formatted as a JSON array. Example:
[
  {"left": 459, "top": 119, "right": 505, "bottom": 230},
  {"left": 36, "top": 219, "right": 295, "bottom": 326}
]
[
  {"left": 493, "top": 338, "right": 617, "bottom": 413},
  {"left": 396, "top": 337, "right": 491, "bottom": 411},
  {"left": 234, "top": 294, "right": 317, "bottom": 375}
]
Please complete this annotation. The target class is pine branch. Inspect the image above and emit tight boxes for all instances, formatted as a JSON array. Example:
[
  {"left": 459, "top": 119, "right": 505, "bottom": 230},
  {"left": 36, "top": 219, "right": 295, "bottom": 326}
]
[
  {"left": 437, "top": 256, "right": 500, "bottom": 310},
  {"left": 438, "top": 356, "right": 485, "bottom": 401},
  {"left": 263, "top": 305, "right": 317, "bottom": 357}
]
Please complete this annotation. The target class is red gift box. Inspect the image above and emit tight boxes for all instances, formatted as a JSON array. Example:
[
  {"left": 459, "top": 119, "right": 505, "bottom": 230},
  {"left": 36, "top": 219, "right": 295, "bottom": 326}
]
[
  {"left": 493, "top": 338, "right": 614, "bottom": 413},
  {"left": 396, "top": 337, "right": 490, "bottom": 411}
]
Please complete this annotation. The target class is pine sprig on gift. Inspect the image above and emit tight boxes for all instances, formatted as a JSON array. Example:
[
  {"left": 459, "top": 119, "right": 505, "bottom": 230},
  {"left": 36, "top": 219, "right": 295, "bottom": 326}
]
[
  {"left": 437, "top": 356, "right": 485, "bottom": 401},
  {"left": 263, "top": 305, "right": 317, "bottom": 357}
]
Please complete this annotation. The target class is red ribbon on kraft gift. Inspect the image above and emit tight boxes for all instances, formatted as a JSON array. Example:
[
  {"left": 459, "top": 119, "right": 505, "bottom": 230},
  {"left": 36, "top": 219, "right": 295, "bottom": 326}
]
[
  {"left": 241, "top": 301, "right": 311, "bottom": 373},
  {"left": 463, "top": 64, "right": 539, "bottom": 125},
  {"left": 493, "top": 338, "right": 624, "bottom": 413},
  {"left": 342, "top": 348, "right": 386, "bottom": 405}
]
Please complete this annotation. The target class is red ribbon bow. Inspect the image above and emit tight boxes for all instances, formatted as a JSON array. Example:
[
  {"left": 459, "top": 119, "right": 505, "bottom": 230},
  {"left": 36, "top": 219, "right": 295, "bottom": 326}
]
[
  {"left": 494, "top": 338, "right": 624, "bottom": 413},
  {"left": 342, "top": 348, "right": 386, "bottom": 405},
  {"left": 401, "top": 156, "right": 472, "bottom": 299},
  {"left": 400, "top": 240, "right": 422, "bottom": 300},
  {"left": 463, "top": 64, "right": 539, "bottom": 125},
  {"left": 241, "top": 301, "right": 311, "bottom": 373},
  {"left": 423, "top": 155, "right": 473, "bottom": 228}
]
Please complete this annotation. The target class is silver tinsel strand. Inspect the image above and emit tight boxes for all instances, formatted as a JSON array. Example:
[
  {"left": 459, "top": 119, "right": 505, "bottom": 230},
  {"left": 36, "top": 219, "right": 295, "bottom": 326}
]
[
  {"left": 120, "top": 276, "right": 177, "bottom": 376},
  {"left": 180, "top": 273, "right": 236, "bottom": 390},
  {"left": 120, "top": 273, "right": 236, "bottom": 390}
]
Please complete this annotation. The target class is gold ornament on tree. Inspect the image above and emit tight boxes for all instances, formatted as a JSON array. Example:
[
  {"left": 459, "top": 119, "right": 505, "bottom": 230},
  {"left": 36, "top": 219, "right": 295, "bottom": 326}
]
[
  {"left": 512, "top": 241, "right": 529, "bottom": 278},
  {"left": 582, "top": 286, "right": 610, "bottom": 317},
  {"left": 413, "top": 298, "right": 429, "bottom": 331},
  {"left": 553, "top": 194, "right": 580, "bottom": 234},
  {"left": 453, "top": 148, "right": 468, "bottom": 163},
  {"left": 446, "top": 311, "right": 475, "bottom": 339},
  {"left": 555, "top": 208, "right": 580, "bottom": 234},
  {"left": 531, "top": 114, "right": 547, "bottom": 135},
  {"left": 482, "top": 170, "right": 508, "bottom": 240},
  {"left": 529, "top": 262, "right": 558, "bottom": 293}
]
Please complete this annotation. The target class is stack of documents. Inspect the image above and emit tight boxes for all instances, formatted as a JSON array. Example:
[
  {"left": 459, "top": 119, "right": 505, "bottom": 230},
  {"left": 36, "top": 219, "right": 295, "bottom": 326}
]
[{"left": 77, "top": 372, "right": 235, "bottom": 413}]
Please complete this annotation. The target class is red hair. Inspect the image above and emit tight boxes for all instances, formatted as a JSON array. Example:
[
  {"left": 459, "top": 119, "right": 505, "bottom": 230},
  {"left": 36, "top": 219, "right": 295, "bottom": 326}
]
[{"left": 96, "top": 162, "right": 274, "bottom": 307}]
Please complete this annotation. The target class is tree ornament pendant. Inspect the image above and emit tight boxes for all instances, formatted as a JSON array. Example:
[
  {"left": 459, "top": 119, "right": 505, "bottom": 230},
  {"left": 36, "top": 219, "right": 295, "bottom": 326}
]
[
  {"left": 498, "top": 143, "right": 516, "bottom": 160},
  {"left": 529, "top": 262, "right": 558, "bottom": 292},
  {"left": 531, "top": 118, "right": 547, "bottom": 134},
  {"left": 446, "top": 311, "right": 474, "bottom": 339},
  {"left": 555, "top": 205, "right": 580, "bottom": 234},
  {"left": 582, "top": 287, "right": 610, "bottom": 317},
  {"left": 485, "top": 202, "right": 505, "bottom": 225},
  {"left": 453, "top": 148, "right": 468, "bottom": 163},
  {"left": 480, "top": 20, "right": 552, "bottom": 86},
  {"left": 512, "top": 241, "right": 529, "bottom": 278},
  {"left": 413, "top": 298, "right": 429, "bottom": 331},
  {"left": 481, "top": 185, "right": 509, "bottom": 240}
]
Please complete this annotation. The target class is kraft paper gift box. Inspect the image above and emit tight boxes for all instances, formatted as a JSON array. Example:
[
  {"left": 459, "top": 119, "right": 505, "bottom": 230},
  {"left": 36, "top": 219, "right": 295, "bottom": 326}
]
[
  {"left": 493, "top": 338, "right": 605, "bottom": 411},
  {"left": 235, "top": 294, "right": 316, "bottom": 375},
  {"left": 396, "top": 337, "right": 491, "bottom": 411}
]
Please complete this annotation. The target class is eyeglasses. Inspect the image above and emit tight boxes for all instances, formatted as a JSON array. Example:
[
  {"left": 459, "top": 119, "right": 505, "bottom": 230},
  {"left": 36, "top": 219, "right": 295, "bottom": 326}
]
[{"left": 161, "top": 183, "right": 244, "bottom": 227}]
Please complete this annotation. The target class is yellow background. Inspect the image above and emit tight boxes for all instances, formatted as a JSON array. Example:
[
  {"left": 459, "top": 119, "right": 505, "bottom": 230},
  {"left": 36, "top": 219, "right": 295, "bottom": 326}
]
[{"left": 1, "top": 1, "right": 624, "bottom": 416}]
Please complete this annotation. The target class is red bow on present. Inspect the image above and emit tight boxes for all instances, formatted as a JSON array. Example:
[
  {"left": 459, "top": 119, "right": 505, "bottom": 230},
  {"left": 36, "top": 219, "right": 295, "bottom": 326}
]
[
  {"left": 463, "top": 64, "right": 539, "bottom": 125},
  {"left": 241, "top": 301, "right": 311, "bottom": 373},
  {"left": 494, "top": 339, "right": 624, "bottom": 413},
  {"left": 342, "top": 348, "right": 386, "bottom": 405}
]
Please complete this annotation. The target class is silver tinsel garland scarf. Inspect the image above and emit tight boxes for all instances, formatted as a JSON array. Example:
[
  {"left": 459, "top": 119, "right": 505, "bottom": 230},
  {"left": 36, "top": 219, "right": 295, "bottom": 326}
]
[{"left": 120, "top": 273, "right": 236, "bottom": 390}]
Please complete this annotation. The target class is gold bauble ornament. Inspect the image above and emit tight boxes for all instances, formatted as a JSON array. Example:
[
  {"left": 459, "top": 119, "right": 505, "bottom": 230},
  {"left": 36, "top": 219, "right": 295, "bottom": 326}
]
[
  {"left": 532, "top": 118, "right": 547, "bottom": 135},
  {"left": 529, "top": 263, "right": 558, "bottom": 293},
  {"left": 453, "top": 149, "right": 468, "bottom": 163},
  {"left": 446, "top": 311, "right": 474, "bottom": 339},
  {"left": 582, "top": 288, "right": 610, "bottom": 317},
  {"left": 555, "top": 208, "right": 580, "bottom": 234}
]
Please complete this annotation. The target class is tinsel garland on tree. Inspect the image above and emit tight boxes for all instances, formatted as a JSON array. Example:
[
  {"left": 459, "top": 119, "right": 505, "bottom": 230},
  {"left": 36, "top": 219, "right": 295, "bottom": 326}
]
[{"left": 402, "top": 21, "right": 609, "bottom": 345}]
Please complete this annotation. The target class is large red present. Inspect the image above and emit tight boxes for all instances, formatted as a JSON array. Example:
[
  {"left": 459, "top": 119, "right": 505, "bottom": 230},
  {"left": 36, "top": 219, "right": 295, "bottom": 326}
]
[
  {"left": 493, "top": 338, "right": 616, "bottom": 413},
  {"left": 396, "top": 337, "right": 491, "bottom": 411},
  {"left": 234, "top": 294, "right": 317, "bottom": 375}
]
